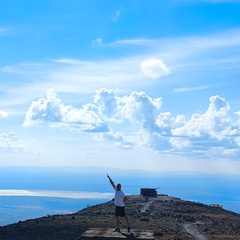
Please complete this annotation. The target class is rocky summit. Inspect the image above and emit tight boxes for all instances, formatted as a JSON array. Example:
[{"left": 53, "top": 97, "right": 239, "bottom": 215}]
[{"left": 0, "top": 195, "right": 240, "bottom": 240}]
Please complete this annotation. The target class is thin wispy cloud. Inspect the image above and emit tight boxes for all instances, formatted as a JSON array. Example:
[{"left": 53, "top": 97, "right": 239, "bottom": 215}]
[
  {"left": 0, "top": 30, "right": 235, "bottom": 114},
  {"left": 172, "top": 86, "right": 209, "bottom": 93},
  {"left": 0, "top": 111, "right": 8, "bottom": 118},
  {"left": 0, "top": 28, "right": 7, "bottom": 34},
  {"left": 109, "top": 29, "right": 240, "bottom": 69},
  {"left": 113, "top": 10, "right": 121, "bottom": 21}
]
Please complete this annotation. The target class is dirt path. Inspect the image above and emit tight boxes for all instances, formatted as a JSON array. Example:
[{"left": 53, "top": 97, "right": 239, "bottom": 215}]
[
  {"left": 140, "top": 197, "right": 208, "bottom": 240},
  {"left": 141, "top": 201, "right": 151, "bottom": 213},
  {"left": 184, "top": 223, "right": 208, "bottom": 240},
  {"left": 140, "top": 199, "right": 154, "bottom": 213}
]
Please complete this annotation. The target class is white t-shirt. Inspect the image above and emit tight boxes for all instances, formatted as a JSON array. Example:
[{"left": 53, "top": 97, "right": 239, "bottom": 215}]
[{"left": 114, "top": 189, "right": 125, "bottom": 207}]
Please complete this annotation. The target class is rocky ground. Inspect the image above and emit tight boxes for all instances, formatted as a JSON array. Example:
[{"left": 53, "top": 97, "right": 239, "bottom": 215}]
[{"left": 0, "top": 194, "right": 240, "bottom": 240}]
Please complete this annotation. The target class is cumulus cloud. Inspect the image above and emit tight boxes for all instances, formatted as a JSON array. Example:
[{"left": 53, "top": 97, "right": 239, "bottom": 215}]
[
  {"left": 119, "top": 91, "right": 162, "bottom": 128},
  {"left": 172, "top": 95, "right": 232, "bottom": 139},
  {"left": 23, "top": 89, "right": 108, "bottom": 132},
  {"left": 156, "top": 112, "right": 186, "bottom": 133},
  {"left": 24, "top": 88, "right": 162, "bottom": 132},
  {"left": 140, "top": 57, "right": 169, "bottom": 79},
  {"left": 0, "top": 111, "right": 8, "bottom": 118},
  {"left": 168, "top": 95, "right": 240, "bottom": 158},
  {"left": 94, "top": 88, "right": 119, "bottom": 120},
  {"left": 23, "top": 89, "right": 240, "bottom": 159}
]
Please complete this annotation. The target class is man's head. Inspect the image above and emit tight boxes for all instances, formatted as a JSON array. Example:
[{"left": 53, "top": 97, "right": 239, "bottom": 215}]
[{"left": 116, "top": 183, "right": 121, "bottom": 191}]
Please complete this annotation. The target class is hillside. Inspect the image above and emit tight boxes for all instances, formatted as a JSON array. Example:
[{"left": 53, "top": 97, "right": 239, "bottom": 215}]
[{"left": 0, "top": 195, "right": 240, "bottom": 240}]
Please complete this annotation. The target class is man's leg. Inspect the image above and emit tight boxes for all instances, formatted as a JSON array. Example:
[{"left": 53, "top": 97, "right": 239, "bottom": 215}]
[
  {"left": 116, "top": 216, "right": 120, "bottom": 229},
  {"left": 124, "top": 215, "right": 131, "bottom": 232},
  {"left": 114, "top": 206, "right": 120, "bottom": 231},
  {"left": 124, "top": 215, "right": 130, "bottom": 227}
]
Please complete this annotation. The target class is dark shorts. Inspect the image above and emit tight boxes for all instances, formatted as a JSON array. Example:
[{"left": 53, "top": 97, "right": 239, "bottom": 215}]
[{"left": 115, "top": 206, "right": 126, "bottom": 217}]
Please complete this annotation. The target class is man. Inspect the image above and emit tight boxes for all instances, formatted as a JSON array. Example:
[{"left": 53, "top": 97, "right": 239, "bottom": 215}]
[{"left": 107, "top": 174, "right": 131, "bottom": 233}]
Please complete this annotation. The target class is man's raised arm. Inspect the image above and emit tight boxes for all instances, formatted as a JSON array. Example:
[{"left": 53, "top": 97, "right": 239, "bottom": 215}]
[{"left": 107, "top": 174, "right": 116, "bottom": 190}]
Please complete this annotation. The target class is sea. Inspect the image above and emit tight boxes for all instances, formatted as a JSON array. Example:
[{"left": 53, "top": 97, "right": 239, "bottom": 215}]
[{"left": 0, "top": 167, "right": 240, "bottom": 226}]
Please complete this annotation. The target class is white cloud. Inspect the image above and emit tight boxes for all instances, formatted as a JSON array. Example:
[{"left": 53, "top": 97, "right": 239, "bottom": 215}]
[
  {"left": 1, "top": 66, "right": 14, "bottom": 72},
  {"left": 23, "top": 89, "right": 108, "bottom": 132},
  {"left": 140, "top": 58, "right": 169, "bottom": 79},
  {"left": 171, "top": 95, "right": 232, "bottom": 139},
  {"left": 156, "top": 112, "right": 186, "bottom": 130},
  {"left": 0, "top": 111, "right": 8, "bottom": 118},
  {"left": 234, "top": 137, "right": 240, "bottom": 147},
  {"left": 52, "top": 58, "right": 86, "bottom": 65},
  {"left": 0, "top": 132, "right": 26, "bottom": 153},
  {"left": 168, "top": 95, "right": 240, "bottom": 158},
  {"left": 96, "top": 131, "right": 135, "bottom": 149},
  {"left": 97, "top": 128, "right": 151, "bottom": 150},
  {"left": 119, "top": 33, "right": 227, "bottom": 51},
  {"left": 23, "top": 89, "right": 240, "bottom": 160},
  {"left": 24, "top": 88, "right": 162, "bottom": 132},
  {"left": 169, "top": 137, "right": 191, "bottom": 148},
  {"left": 119, "top": 91, "right": 162, "bottom": 127},
  {"left": 172, "top": 85, "right": 209, "bottom": 93},
  {"left": 111, "top": 38, "right": 155, "bottom": 46},
  {"left": 92, "top": 38, "right": 102, "bottom": 45},
  {"left": 94, "top": 88, "right": 119, "bottom": 120}
]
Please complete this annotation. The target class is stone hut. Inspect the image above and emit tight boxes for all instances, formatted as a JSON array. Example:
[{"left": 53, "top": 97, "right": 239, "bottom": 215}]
[{"left": 140, "top": 188, "right": 157, "bottom": 197}]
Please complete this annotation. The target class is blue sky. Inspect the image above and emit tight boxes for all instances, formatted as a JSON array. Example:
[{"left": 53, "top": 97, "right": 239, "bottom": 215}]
[{"left": 1, "top": 0, "right": 240, "bottom": 174}]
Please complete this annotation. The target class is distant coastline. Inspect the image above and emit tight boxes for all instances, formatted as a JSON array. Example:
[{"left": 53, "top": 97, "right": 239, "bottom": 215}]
[{"left": 0, "top": 196, "right": 109, "bottom": 226}]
